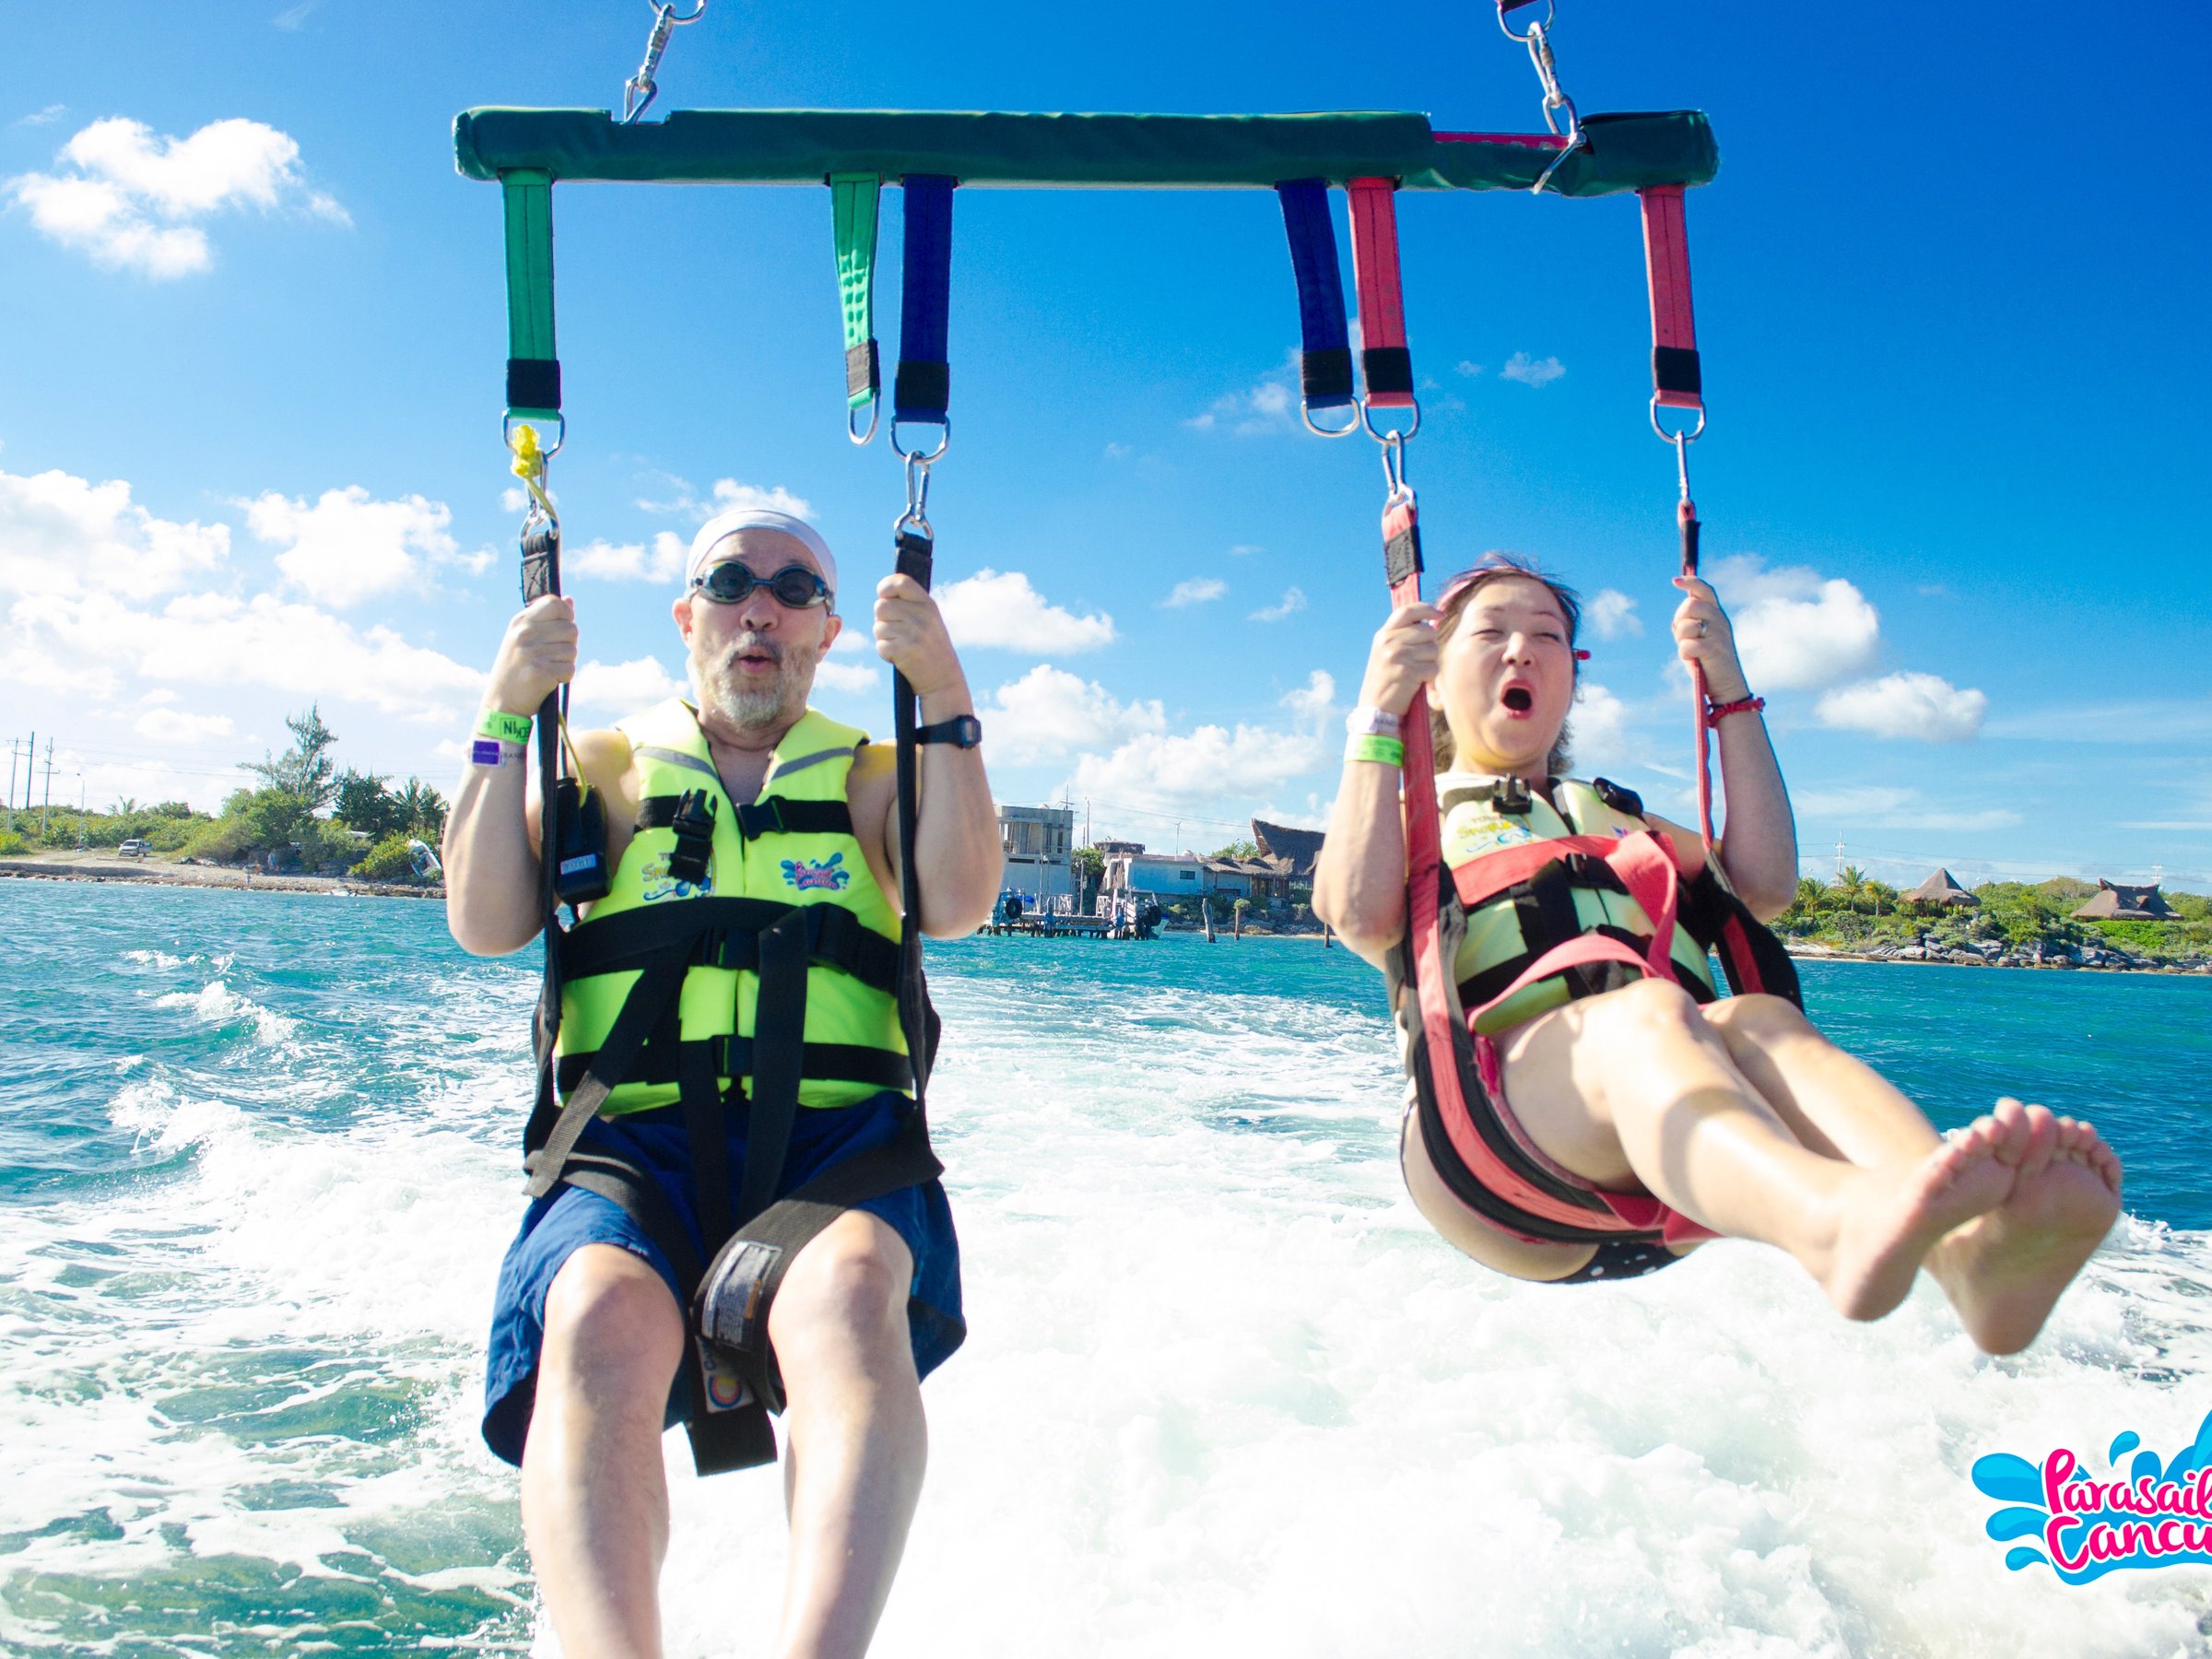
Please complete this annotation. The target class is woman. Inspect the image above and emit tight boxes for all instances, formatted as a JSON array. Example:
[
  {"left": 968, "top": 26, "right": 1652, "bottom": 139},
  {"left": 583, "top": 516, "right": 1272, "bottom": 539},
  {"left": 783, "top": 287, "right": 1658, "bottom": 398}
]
[{"left": 1313, "top": 555, "right": 2122, "bottom": 1354}]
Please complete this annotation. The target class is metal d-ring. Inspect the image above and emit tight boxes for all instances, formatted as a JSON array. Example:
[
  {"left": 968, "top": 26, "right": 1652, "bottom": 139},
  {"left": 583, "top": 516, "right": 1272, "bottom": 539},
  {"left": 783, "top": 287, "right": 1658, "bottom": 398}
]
[
  {"left": 847, "top": 397, "right": 880, "bottom": 447},
  {"left": 888, "top": 414, "right": 950, "bottom": 463},
  {"left": 1495, "top": 0, "right": 1555, "bottom": 43},
  {"left": 1301, "top": 403, "right": 1360, "bottom": 439},
  {"left": 1650, "top": 399, "right": 1707, "bottom": 446},
  {"left": 502, "top": 411, "right": 566, "bottom": 464},
  {"left": 1360, "top": 396, "right": 1422, "bottom": 446}
]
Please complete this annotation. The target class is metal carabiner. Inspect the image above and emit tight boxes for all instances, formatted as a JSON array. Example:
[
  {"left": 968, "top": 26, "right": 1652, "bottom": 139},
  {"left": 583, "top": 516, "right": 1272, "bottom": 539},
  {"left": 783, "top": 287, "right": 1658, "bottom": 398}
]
[
  {"left": 1376, "top": 427, "right": 1414, "bottom": 506},
  {"left": 892, "top": 448, "right": 936, "bottom": 542},
  {"left": 1301, "top": 403, "right": 1361, "bottom": 439},
  {"left": 620, "top": 0, "right": 709, "bottom": 125}
]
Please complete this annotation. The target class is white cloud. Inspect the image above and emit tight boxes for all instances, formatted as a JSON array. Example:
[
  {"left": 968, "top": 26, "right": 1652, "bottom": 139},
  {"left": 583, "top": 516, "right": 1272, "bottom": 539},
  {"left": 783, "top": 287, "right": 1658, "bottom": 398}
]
[
  {"left": 1250, "top": 587, "right": 1306, "bottom": 623},
  {"left": 7, "top": 116, "right": 347, "bottom": 277},
  {"left": 1709, "top": 553, "right": 1881, "bottom": 691},
  {"left": 1500, "top": 352, "right": 1565, "bottom": 388},
  {"left": 1279, "top": 669, "right": 1335, "bottom": 720},
  {"left": 133, "top": 707, "right": 235, "bottom": 745},
  {"left": 1070, "top": 721, "right": 1324, "bottom": 818},
  {"left": 500, "top": 486, "right": 529, "bottom": 514},
  {"left": 982, "top": 665, "right": 1166, "bottom": 763},
  {"left": 1454, "top": 360, "right": 1483, "bottom": 378},
  {"left": 1815, "top": 671, "right": 1988, "bottom": 742},
  {"left": 6, "top": 588, "right": 481, "bottom": 719},
  {"left": 244, "top": 486, "right": 457, "bottom": 607},
  {"left": 635, "top": 475, "right": 812, "bottom": 524},
  {"left": 1794, "top": 784, "right": 2019, "bottom": 832},
  {"left": 1160, "top": 577, "right": 1227, "bottom": 609},
  {"left": 1586, "top": 588, "right": 1641, "bottom": 640},
  {"left": 569, "top": 531, "right": 686, "bottom": 583},
  {"left": 571, "top": 656, "right": 685, "bottom": 715},
  {"left": 1228, "top": 544, "right": 1264, "bottom": 558},
  {"left": 935, "top": 568, "right": 1115, "bottom": 654},
  {"left": 1102, "top": 441, "right": 1132, "bottom": 460},
  {"left": 1566, "top": 682, "right": 1637, "bottom": 776},
  {"left": 0, "top": 464, "right": 229, "bottom": 597},
  {"left": 15, "top": 105, "right": 66, "bottom": 129},
  {"left": 1189, "top": 357, "right": 1300, "bottom": 435}
]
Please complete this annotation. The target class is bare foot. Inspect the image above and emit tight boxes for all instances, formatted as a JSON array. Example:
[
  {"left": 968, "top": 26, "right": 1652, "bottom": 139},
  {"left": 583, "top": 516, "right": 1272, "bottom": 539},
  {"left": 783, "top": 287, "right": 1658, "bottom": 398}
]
[
  {"left": 1931, "top": 1100, "right": 2123, "bottom": 1356},
  {"left": 1818, "top": 1113, "right": 2016, "bottom": 1322}
]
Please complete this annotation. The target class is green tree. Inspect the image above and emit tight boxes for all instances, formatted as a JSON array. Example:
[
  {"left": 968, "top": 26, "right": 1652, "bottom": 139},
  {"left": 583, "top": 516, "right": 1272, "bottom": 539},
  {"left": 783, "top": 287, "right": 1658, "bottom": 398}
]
[
  {"left": 394, "top": 778, "right": 449, "bottom": 840},
  {"left": 335, "top": 768, "right": 407, "bottom": 839},
  {"left": 1208, "top": 839, "right": 1260, "bottom": 861},
  {"left": 245, "top": 705, "right": 341, "bottom": 810}
]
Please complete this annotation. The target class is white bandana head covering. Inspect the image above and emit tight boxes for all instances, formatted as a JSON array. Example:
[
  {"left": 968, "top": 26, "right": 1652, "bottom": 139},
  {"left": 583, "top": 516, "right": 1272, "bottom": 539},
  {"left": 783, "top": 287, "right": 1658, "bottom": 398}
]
[{"left": 686, "top": 507, "right": 839, "bottom": 600}]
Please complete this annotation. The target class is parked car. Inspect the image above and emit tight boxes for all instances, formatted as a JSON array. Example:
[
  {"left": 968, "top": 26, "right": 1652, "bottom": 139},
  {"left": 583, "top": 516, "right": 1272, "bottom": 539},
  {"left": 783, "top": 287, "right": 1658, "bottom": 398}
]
[{"left": 117, "top": 839, "right": 151, "bottom": 858}]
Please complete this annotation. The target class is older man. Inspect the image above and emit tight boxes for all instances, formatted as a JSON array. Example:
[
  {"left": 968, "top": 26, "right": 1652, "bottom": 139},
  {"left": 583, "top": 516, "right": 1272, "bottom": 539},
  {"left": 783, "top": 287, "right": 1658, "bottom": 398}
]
[{"left": 445, "top": 506, "right": 1001, "bottom": 1658}]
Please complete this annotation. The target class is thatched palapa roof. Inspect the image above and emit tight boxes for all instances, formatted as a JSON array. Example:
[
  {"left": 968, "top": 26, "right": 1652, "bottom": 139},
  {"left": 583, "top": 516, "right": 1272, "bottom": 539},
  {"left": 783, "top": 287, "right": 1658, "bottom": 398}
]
[
  {"left": 2070, "top": 879, "right": 2172, "bottom": 921},
  {"left": 1904, "top": 869, "right": 1977, "bottom": 907},
  {"left": 1252, "top": 818, "right": 1324, "bottom": 878}
]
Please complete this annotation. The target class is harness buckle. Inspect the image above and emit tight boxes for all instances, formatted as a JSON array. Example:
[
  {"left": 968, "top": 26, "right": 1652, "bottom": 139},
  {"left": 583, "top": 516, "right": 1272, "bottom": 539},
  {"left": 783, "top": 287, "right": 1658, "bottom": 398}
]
[
  {"left": 666, "top": 789, "right": 718, "bottom": 886},
  {"left": 735, "top": 799, "right": 787, "bottom": 841},
  {"left": 1494, "top": 776, "right": 1533, "bottom": 817}
]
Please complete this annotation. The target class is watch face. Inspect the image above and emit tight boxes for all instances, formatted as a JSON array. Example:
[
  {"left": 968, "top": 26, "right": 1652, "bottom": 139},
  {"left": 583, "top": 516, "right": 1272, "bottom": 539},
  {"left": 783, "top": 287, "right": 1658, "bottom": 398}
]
[{"left": 956, "top": 716, "right": 982, "bottom": 747}]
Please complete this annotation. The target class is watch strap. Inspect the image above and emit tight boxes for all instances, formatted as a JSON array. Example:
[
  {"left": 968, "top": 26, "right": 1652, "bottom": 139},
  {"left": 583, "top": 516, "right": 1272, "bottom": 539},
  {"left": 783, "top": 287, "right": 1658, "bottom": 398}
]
[{"left": 914, "top": 715, "right": 982, "bottom": 749}]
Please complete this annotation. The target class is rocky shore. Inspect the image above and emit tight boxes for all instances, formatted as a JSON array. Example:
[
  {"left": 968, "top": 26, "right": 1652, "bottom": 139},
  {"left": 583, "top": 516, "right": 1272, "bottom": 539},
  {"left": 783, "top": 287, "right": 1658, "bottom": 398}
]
[
  {"left": 1783, "top": 938, "right": 2211, "bottom": 975},
  {"left": 0, "top": 853, "right": 442, "bottom": 900}
]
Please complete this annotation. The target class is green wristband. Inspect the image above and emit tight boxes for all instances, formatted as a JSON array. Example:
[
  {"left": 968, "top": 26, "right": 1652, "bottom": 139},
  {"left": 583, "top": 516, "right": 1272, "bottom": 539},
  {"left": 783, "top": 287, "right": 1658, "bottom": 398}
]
[
  {"left": 1346, "top": 734, "right": 1406, "bottom": 768},
  {"left": 476, "top": 709, "right": 535, "bottom": 746}
]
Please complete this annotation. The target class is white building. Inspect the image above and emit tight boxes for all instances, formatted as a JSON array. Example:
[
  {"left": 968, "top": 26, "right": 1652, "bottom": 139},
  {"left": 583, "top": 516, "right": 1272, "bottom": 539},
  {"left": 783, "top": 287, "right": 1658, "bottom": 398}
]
[
  {"left": 1105, "top": 849, "right": 1207, "bottom": 898},
  {"left": 998, "top": 802, "right": 1076, "bottom": 902}
]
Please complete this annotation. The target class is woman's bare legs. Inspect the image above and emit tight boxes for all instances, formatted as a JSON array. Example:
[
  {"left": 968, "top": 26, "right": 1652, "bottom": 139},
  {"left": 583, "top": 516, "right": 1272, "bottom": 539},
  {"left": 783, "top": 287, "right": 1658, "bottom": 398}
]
[
  {"left": 1496, "top": 979, "right": 2016, "bottom": 1324},
  {"left": 1700, "top": 990, "right": 2121, "bottom": 1353}
]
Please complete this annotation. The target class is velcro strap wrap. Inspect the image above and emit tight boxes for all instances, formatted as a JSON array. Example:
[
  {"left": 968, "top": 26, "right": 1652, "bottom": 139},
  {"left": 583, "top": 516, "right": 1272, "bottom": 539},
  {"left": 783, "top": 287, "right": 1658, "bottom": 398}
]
[
  {"left": 1360, "top": 345, "right": 1414, "bottom": 397},
  {"left": 506, "top": 356, "right": 561, "bottom": 413},
  {"left": 892, "top": 359, "right": 948, "bottom": 417},
  {"left": 1382, "top": 499, "right": 1422, "bottom": 589},
  {"left": 845, "top": 339, "right": 879, "bottom": 404},
  {"left": 1652, "top": 345, "right": 1701, "bottom": 396}
]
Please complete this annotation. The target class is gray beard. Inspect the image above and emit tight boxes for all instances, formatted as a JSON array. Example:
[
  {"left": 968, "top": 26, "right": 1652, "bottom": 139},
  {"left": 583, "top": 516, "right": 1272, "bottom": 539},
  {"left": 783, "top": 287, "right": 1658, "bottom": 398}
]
[{"left": 699, "top": 634, "right": 807, "bottom": 732}]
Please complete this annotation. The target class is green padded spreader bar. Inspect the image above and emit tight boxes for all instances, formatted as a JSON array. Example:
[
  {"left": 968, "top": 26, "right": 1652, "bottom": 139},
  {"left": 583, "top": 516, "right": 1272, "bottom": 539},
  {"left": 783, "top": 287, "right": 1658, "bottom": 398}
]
[{"left": 453, "top": 109, "right": 1715, "bottom": 198}]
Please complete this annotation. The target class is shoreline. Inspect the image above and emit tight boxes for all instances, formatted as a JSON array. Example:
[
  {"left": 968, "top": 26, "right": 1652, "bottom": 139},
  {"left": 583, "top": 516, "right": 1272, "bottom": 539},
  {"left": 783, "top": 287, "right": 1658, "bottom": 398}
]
[{"left": 0, "top": 854, "right": 442, "bottom": 900}]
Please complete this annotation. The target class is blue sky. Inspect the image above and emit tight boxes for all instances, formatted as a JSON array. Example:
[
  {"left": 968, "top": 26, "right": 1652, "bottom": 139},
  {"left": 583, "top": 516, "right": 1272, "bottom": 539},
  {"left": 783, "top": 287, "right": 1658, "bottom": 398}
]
[{"left": 2, "top": 1, "right": 2206, "bottom": 888}]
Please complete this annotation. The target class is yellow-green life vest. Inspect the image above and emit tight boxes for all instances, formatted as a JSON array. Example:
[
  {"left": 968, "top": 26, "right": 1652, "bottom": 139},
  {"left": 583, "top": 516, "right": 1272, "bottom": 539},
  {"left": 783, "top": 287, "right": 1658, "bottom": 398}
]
[
  {"left": 1441, "top": 773, "right": 1718, "bottom": 1034},
  {"left": 554, "top": 700, "right": 910, "bottom": 1115}
]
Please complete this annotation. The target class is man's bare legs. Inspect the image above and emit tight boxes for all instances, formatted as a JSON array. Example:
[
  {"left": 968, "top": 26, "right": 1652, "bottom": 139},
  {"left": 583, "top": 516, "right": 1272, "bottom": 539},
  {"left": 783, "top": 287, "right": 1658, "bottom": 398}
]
[
  {"left": 524, "top": 1243, "right": 686, "bottom": 1659},
  {"left": 1699, "top": 990, "right": 2121, "bottom": 1353},
  {"left": 1497, "top": 978, "right": 2016, "bottom": 1323},
  {"left": 769, "top": 1210, "right": 926, "bottom": 1659},
  {"left": 521, "top": 1213, "right": 925, "bottom": 1659}
]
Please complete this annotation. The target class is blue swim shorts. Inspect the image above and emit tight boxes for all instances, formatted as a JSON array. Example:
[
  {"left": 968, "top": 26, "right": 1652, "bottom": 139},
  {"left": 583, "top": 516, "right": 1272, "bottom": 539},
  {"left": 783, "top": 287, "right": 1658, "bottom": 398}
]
[{"left": 482, "top": 1089, "right": 963, "bottom": 1466}]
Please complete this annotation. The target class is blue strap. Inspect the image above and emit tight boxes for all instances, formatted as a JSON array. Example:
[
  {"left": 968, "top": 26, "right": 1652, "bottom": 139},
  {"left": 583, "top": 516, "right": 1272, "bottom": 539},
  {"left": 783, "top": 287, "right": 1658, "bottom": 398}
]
[
  {"left": 1275, "top": 179, "right": 1354, "bottom": 409},
  {"left": 894, "top": 174, "right": 956, "bottom": 422}
]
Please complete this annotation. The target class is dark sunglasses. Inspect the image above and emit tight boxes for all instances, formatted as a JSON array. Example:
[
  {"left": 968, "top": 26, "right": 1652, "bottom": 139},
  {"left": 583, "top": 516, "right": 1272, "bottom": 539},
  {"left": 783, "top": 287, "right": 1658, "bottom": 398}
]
[{"left": 692, "top": 562, "right": 833, "bottom": 609}]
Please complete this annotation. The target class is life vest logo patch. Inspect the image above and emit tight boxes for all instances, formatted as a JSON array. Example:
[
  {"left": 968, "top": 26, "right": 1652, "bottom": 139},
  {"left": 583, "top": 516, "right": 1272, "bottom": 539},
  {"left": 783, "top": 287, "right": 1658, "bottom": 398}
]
[
  {"left": 1444, "top": 814, "right": 1541, "bottom": 863},
  {"left": 782, "top": 853, "right": 852, "bottom": 892},
  {"left": 640, "top": 853, "right": 713, "bottom": 903}
]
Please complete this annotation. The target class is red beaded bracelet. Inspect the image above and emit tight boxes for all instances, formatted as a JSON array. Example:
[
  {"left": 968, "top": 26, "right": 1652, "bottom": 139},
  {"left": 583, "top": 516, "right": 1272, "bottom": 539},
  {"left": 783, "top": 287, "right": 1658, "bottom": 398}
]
[{"left": 1705, "top": 695, "right": 1766, "bottom": 729}]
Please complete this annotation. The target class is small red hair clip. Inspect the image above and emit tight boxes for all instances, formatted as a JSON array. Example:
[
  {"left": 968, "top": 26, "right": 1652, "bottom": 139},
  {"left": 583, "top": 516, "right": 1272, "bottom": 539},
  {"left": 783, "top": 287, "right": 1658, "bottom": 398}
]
[{"left": 1573, "top": 648, "right": 1591, "bottom": 661}]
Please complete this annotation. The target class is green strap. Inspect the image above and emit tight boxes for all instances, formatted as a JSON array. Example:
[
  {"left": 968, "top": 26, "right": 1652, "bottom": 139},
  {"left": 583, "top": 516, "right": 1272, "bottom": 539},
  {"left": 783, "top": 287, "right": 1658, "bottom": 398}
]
[
  {"left": 501, "top": 170, "right": 560, "bottom": 419},
  {"left": 830, "top": 172, "right": 880, "bottom": 409}
]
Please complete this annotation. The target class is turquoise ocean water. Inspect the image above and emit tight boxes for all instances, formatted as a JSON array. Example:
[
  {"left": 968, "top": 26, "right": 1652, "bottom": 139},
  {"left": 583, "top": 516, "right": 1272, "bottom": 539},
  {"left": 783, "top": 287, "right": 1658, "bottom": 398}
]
[{"left": 3, "top": 879, "right": 2208, "bottom": 1655}]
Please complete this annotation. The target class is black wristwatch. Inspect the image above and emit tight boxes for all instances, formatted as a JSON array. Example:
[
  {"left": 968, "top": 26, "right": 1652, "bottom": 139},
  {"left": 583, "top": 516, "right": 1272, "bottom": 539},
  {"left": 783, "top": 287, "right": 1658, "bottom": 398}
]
[{"left": 914, "top": 714, "right": 983, "bottom": 749}]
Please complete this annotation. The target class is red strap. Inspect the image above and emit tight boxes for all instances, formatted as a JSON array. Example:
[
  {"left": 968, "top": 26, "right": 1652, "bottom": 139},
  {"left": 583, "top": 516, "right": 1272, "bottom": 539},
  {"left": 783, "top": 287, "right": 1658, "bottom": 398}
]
[
  {"left": 1639, "top": 184, "right": 1700, "bottom": 412},
  {"left": 1446, "top": 829, "right": 1681, "bottom": 981},
  {"left": 1347, "top": 180, "right": 1409, "bottom": 386},
  {"left": 1449, "top": 833, "right": 1625, "bottom": 910}
]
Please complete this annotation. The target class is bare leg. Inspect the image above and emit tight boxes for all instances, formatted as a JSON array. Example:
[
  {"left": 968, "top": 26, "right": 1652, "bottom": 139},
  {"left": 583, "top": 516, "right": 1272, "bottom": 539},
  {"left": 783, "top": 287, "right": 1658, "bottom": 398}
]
[
  {"left": 1700, "top": 998, "right": 2124, "bottom": 1352},
  {"left": 768, "top": 1210, "right": 926, "bottom": 1659},
  {"left": 522, "top": 1243, "right": 686, "bottom": 1659},
  {"left": 1498, "top": 979, "right": 2014, "bottom": 1322}
]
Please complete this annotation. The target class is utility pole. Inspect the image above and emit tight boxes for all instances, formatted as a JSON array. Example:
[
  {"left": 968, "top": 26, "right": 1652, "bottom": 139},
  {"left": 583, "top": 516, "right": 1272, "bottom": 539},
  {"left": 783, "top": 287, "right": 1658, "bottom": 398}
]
[
  {"left": 1833, "top": 832, "right": 1845, "bottom": 880},
  {"left": 4, "top": 738, "right": 16, "bottom": 832},
  {"left": 22, "top": 731, "right": 32, "bottom": 816},
  {"left": 41, "top": 736, "right": 54, "bottom": 838}
]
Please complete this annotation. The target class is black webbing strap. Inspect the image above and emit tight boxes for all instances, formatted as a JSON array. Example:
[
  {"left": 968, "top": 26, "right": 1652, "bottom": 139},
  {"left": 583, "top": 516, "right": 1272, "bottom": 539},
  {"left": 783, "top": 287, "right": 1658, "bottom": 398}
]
[
  {"left": 680, "top": 1036, "right": 733, "bottom": 1255},
  {"left": 891, "top": 529, "right": 935, "bottom": 1105},
  {"left": 734, "top": 911, "right": 811, "bottom": 1227},
  {"left": 632, "top": 794, "right": 857, "bottom": 841},
  {"left": 523, "top": 950, "right": 690, "bottom": 1197},
  {"left": 560, "top": 897, "right": 901, "bottom": 994},
  {"left": 555, "top": 1037, "right": 913, "bottom": 1100}
]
